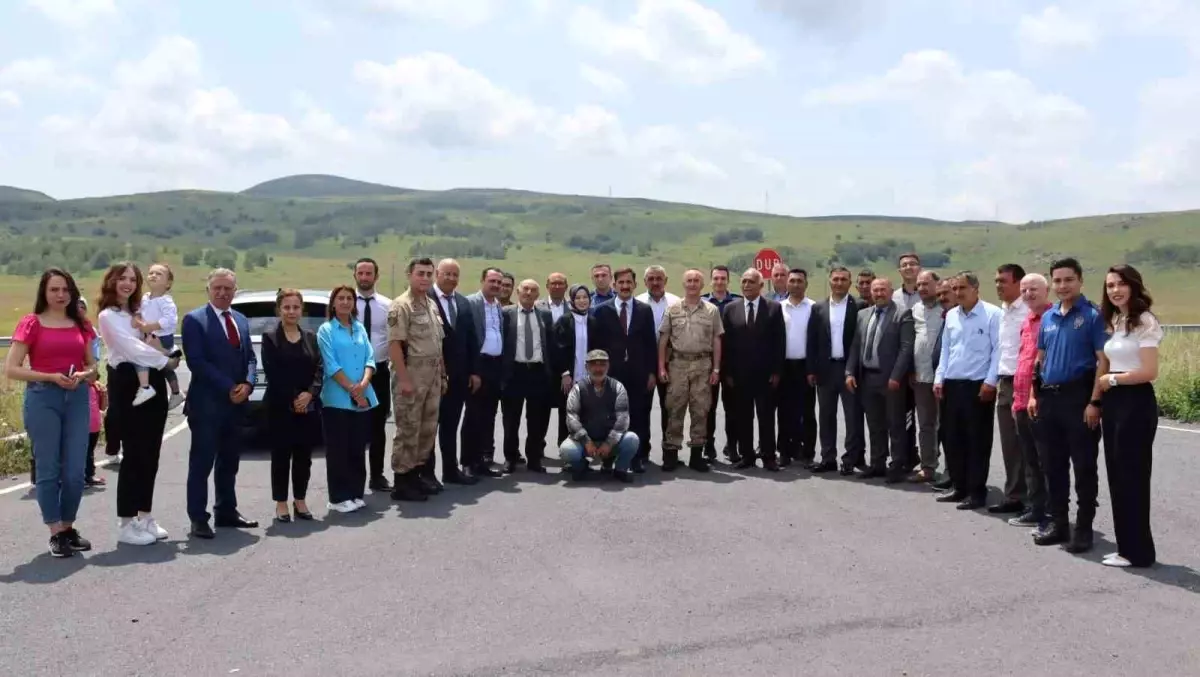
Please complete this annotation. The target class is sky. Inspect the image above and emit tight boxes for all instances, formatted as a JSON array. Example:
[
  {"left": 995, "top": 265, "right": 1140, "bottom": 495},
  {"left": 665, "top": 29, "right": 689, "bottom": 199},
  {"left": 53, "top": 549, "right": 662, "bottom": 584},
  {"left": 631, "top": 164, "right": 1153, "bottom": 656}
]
[{"left": 0, "top": 0, "right": 1198, "bottom": 222}]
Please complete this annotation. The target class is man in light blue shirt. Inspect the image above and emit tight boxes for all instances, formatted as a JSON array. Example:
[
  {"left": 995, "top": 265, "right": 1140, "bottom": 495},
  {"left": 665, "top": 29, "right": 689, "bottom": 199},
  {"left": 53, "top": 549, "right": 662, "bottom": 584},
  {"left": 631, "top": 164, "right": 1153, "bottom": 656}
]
[
  {"left": 933, "top": 271, "right": 1001, "bottom": 510},
  {"left": 462, "top": 267, "right": 507, "bottom": 478}
]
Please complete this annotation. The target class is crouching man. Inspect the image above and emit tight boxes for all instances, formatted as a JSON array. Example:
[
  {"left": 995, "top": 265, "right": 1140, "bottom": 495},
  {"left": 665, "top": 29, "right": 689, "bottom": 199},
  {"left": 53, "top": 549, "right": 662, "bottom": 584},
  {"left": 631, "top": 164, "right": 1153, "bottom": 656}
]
[{"left": 559, "top": 350, "right": 639, "bottom": 483}]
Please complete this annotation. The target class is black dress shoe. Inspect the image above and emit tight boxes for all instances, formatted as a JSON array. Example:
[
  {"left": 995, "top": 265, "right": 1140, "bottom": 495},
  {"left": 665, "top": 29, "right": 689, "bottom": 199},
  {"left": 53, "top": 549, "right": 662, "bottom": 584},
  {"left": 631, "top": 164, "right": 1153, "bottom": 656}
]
[
  {"left": 215, "top": 514, "right": 259, "bottom": 529},
  {"left": 1062, "top": 527, "right": 1093, "bottom": 554},
  {"left": 190, "top": 521, "right": 215, "bottom": 539},
  {"left": 527, "top": 462, "right": 548, "bottom": 474},
  {"left": 446, "top": 468, "right": 477, "bottom": 484},
  {"left": 956, "top": 497, "right": 986, "bottom": 510},
  {"left": 612, "top": 470, "right": 633, "bottom": 484},
  {"left": 475, "top": 464, "right": 503, "bottom": 478},
  {"left": 515, "top": 456, "right": 527, "bottom": 466},
  {"left": 1033, "top": 522, "right": 1070, "bottom": 546},
  {"left": 292, "top": 503, "right": 314, "bottom": 521},
  {"left": 735, "top": 457, "right": 757, "bottom": 470},
  {"left": 931, "top": 478, "right": 954, "bottom": 491},
  {"left": 935, "top": 491, "right": 968, "bottom": 503},
  {"left": 418, "top": 475, "right": 444, "bottom": 494},
  {"left": 987, "top": 500, "right": 1025, "bottom": 514},
  {"left": 808, "top": 460, "right": 837, "bottom": 473},
  {"left": 779, "top": 456, "right": 792, "bottom": 468},
  {"left": 631, "top": 457, "right": 647, "bottom": 474},
  {"left": 838, "top": 465, "right": 856, "bottom": 476},
  {"left": 368, "top": 475, "right": 392, "bottom": 492},
  {"left": 274, "top": 511, "right": 292, "bottom": 523},
  {"left": 884, "top": 469, "right": 907, "bottom": 484},
  {"left": 762, "top": 459, "right": 780, "bottom": 472},
  {"left": 858, "top": 466, "right": 887, "bottom": 480},
  {"left": 503, "top": 460, "right": 520, "bottom": 474}
]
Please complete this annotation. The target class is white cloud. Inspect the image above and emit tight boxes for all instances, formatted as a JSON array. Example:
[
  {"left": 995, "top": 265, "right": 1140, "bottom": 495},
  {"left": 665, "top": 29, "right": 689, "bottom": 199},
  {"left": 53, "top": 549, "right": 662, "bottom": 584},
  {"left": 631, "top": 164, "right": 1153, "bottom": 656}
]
[
  {"left": 652, "top": 151, "right": 727, "bottom": 183},
  {"left": 42, "top": 36, "right": 345, "bottom": 175},
  {"left": 354, "top": 52, "right": 550, "bottom": 147},
  {"left": 0, "top": 91, "right": 21, "bottom": 110},
  {"left": 579, "top": 64, "right": 628, "bottom": 95},
  {"left": 1124, "top": 75, "right": 1200, "bottom": 202},
  {"left": 568, "top": 0, "right": 768, "bottom": 85},
  {"left": 1017, "top": 6, "right": 1101, "bottom": 58},
  {"left": 343, "top": 0, "right": 495, "bottom": 26},
  {"left": 25, "top": 0, "right": 118, "bottom": 29},
  {"left": 0, "top": 58, "right": 95, "bottom": 91}
]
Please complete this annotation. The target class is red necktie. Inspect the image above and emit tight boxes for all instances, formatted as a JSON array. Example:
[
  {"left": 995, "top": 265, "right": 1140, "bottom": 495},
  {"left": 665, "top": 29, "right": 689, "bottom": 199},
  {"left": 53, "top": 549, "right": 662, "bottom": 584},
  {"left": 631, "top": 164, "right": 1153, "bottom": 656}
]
[{"left": 222, "top": 311, "right": 241, "bottom": 349}]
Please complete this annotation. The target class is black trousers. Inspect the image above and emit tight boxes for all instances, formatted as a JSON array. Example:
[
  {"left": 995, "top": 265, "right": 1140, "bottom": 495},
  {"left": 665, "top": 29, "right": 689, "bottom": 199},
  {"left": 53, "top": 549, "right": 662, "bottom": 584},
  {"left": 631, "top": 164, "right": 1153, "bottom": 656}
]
[
  {"left": 108, "top": 364, "right": 168, "bottom": 518},
  {"left": 776, "top": 359, "right": 815, "bottom": 462},
  {"left": 270, "top": 416, "right": 314, "bottom": 502},
  {"left": 941, "top": 379, "right": 994, "bottom": 500},
  {"left": 322, "top": 407, "right": 368, "bottom": 503},
  {"left": 368, "top": 361, "right": 391, "bottom": 480},
  {"left": 731, "top": 377, "right": 776, "bottom": 462},
  {"left": 463, "top": 356, "right": 502, "bottom": 469},
  {"left": 1035, "top": 378, "right": 1100, "bottom": 525},
  {"left": 435, "top": 378, "right": 468, "bottom": 475},
  {"left": 705, "top": 380, "right": 736, "bottom": 453},
  {"left": 501, "top": 364, "right": 552, "bottom": 464},
  {"left": 1015, "top": 409, "right": 1046, "bottom": 517},
  {"left": 1102, "top": 383, "right": 1157, "bottom": 566},
  {"left": 656, "top": 380, "right": 667, "bottom": 443},
  {"left": 611, "top": 365, "right": 653, "bottom": 460},
  {"left": 103, "top": 407, "right": 120, "bottom": 456}
]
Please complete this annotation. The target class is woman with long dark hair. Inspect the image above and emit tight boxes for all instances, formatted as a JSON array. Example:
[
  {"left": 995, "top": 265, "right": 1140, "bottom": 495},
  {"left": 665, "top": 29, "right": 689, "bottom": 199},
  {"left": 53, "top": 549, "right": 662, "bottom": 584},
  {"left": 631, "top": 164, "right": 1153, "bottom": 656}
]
[
  {"left": 96, "top": 262, "right": 180, "bottom": 546},
  {"left": 1096, "top": 264, "right": 1162, "bottom": 568},
  {"left": 4, "top": 268, "right": 99, "bottom": 557},
  {"left": 553, "top": 284, "right": 600, "bottom": 445},
  {"left": 261, "top": 289, "right": 322, "bottom": 522},
  {"left": 316, "top": 285, "right": 377, "bottom": 514}
]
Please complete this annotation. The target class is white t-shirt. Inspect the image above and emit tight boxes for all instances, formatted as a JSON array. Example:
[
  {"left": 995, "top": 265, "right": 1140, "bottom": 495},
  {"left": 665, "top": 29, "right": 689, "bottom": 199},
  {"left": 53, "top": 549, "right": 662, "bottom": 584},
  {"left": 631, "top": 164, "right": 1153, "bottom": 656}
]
[
  {"left": 140, "top": 294, "right": 178, "bottom": 337},
  {"left": 1104, "top": 312, "right": 1163, "bottom": 376}
]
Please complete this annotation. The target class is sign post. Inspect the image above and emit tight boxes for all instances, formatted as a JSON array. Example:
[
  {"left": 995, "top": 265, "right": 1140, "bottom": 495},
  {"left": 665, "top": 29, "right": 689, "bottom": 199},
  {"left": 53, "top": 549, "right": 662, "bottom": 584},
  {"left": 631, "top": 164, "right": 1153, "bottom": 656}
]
[{"left": 753, "top": 248, "right": 783, "bottom": 277}]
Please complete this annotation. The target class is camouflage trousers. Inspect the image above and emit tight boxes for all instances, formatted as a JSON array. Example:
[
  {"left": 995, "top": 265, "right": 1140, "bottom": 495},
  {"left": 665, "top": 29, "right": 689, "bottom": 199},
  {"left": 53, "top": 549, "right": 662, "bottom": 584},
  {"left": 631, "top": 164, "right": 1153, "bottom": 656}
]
[
  {"left": 390, "top": 357, "right": 442, "bottom": 474},
  {"left": 664, "top": 355, "right": 713, "bottom": 450}
]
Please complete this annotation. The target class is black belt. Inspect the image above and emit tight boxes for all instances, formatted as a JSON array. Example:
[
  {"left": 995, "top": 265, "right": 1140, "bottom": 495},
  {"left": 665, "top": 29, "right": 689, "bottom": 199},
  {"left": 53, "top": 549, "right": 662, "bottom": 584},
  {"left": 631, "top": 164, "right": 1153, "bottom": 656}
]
[
  {"left": 785, "top": 358, "right": 807, "bottom": 363},
  {"left": 863, "top": 367, "right": 881, "bottom": 373},
  {"left": 1040, "top": 376, "right": 1093, "bottom": 392},
  {"left": 479, "top": 354, "right": 501, "bottom": 361},
  {"left": 514, "top": 362, "right": 544, "bottom": 368}
]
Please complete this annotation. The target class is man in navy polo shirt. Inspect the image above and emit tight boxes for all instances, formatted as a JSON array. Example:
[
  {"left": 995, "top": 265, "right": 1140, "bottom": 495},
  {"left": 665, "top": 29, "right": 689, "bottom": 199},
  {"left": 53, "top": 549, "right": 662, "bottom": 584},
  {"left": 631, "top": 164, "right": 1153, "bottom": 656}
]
[{"left": 1028, "top": 257, "right": 1107, "bottom": 554}]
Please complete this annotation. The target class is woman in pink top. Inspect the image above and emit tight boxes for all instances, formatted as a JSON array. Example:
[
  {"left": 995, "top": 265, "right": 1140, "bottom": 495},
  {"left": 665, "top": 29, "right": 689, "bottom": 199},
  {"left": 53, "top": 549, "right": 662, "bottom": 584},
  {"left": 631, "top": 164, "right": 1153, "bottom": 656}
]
[{"left": 3, "top": 267, "right": 100, "bottom": 558}]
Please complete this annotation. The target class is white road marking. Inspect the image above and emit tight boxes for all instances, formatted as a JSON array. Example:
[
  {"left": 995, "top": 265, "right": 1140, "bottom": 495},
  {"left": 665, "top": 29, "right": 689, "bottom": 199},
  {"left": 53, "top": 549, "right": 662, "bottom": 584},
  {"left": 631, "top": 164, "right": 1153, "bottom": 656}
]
[
  {"left": 1158, "top": 424, "right": 1200, "bottom": 435},
  {"left": 0, "top": 421, "right": 189, "bottom": 497}
]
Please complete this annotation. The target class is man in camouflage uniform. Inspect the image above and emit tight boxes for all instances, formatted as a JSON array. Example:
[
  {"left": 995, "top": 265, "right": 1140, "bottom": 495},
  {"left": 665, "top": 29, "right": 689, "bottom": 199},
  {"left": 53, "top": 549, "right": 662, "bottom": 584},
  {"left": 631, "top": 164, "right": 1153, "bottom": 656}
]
[
  {"left": 387, "top": 256, "right": 447, "bottom": 502},
  {"left": 657, "top": 268, "right": 724, "bottom": 472}
]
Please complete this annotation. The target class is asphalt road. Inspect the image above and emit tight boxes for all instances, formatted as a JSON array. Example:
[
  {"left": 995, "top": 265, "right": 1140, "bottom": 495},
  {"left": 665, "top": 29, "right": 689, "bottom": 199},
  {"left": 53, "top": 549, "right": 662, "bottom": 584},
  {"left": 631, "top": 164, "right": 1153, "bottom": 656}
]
[{"left": 1, "top": 371, "right": 1199, "bottom": 675}]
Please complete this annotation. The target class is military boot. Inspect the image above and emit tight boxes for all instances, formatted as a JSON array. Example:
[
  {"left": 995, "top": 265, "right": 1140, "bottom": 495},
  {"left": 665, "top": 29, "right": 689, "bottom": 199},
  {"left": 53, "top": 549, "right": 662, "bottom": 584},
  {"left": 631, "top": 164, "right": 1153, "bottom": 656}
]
[
  {"left": 662, "top": 448, "right": 680, "bottom": 471},
  {"left": 688, "top": 446, "right": 711, "bottom": 472},
  {"left": 391, "top": 472, "right": 428, "bottom": 502}
]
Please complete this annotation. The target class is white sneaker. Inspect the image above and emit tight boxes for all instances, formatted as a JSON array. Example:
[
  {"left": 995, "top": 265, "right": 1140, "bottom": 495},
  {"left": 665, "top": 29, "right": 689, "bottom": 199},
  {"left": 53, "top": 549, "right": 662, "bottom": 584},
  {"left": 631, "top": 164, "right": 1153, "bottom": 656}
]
[
  {"left": 167, "top": 394, "right": 184, "bottom": 410},
  {"left": 353, "top": 498, "right": 366, "bottom": 509},
  {"left": 327, "top": 500, "right": 356, "bottom": 514},
  {"left": 132, "top": 387, "right": 155, "bottom": 406},
  {"left": 1102, "top": 553, "right": 1132, "bottom": 568},
  {"left": 118, "top": 519, "right": 156, "bottom": 546},
  {"left": 140, "top": 516, "right": 169, "bottom": 540}
]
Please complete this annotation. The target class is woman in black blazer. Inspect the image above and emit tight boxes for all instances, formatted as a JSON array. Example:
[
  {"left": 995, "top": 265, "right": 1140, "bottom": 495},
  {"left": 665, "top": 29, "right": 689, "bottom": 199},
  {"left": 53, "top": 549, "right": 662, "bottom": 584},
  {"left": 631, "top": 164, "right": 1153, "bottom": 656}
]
[
  {"left": 552, "top": 284, "right": 601, "bottom": 444},
  {"left": 260, "top": 289, "right": 323, "bottom": 523}
]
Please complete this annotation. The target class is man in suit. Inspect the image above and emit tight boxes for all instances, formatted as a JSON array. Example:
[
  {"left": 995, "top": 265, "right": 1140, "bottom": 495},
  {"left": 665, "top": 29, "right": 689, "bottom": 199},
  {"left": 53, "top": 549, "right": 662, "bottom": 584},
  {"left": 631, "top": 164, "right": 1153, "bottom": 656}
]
[
  {"left": 721, "top": 269, "right": 785, "bottom": 471},
  {"left": 500, "top": 279, "right": 555, "bottom": 473},
  {"left": 182, "top": 268, "right": 258, "bottom": 539},
  {"left": 806, "top": 266, "right": 867, "bottom": 474},
  {"left": 777, "top": 268, "right": 816, "bottom": 467},
  {"left": 594, "top": 267, "right": 657, "bottom": 473},
  {"left": 462, "top": 267, "right": 507, "bottom": 478},
  {"left": 534, "top": 272, "right": 570, "bottom": 323},
  {"left": 429, "top": 258, "right": 478, "bottom": 485},
  {"left": 846, "top": 277, "right": 914, "bottom": 483}
]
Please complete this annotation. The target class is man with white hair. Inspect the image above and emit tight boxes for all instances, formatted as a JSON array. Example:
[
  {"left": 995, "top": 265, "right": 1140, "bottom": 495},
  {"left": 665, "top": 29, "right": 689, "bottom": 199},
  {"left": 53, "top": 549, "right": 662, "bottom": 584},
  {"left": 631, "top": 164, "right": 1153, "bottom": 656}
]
[
  {"left": 1007, "top": 273, "right": 1052, "bottom": 530},
  {"left": 182, "top": 268, "right": 258, "bottom": 539},
  {"left": 721, "top": 268, "right": 786, "bottom": 471}
]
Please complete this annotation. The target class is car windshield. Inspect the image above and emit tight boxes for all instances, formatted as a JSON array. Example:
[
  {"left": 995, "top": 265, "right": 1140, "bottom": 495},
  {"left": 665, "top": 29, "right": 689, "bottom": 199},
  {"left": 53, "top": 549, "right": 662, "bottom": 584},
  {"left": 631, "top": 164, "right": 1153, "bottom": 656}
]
[{"left": 232, "top": 300, "right": 328, "bottom": 335}]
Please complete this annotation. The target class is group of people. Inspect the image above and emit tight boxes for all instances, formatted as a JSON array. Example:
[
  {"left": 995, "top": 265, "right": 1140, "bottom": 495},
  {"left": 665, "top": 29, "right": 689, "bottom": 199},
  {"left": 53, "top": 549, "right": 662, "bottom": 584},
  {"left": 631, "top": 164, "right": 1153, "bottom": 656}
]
[{"left": 7, "top": 251, "right": 1164, "bottom": 570}]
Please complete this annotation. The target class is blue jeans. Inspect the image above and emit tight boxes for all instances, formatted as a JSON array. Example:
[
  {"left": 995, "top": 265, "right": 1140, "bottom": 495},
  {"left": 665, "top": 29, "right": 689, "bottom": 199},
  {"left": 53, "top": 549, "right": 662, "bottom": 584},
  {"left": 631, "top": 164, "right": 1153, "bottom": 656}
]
[
  {"left": 559, "top": 432, "right": 640, "bottom": 472},
  {"left": 23, "top": 382, "right": 90, "bottom": 524}
]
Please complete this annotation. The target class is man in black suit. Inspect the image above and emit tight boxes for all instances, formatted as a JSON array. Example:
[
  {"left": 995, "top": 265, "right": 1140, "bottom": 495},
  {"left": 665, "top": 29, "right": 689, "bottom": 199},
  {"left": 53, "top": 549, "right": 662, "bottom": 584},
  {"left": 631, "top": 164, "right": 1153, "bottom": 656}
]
[
  {"left": 721, "top": 269, "right": 785, "bottom": 471},
  {"left": 499, "top": 279, "right": 555, "bottom": 474},
  {"left": 806, "top": 266, "right": 867, "bottom": 474},
  {"left": 462, "top": 267, "right": 507, "bottom": 478},
  {"left": 428, "top": 258, "right": 479, "bottom": 485},
  {"left": 593, "top": 267, "right": 657, "bottom": 473},
  {"left": 846, "top": 277, "right": 914, "bottom": 483}
]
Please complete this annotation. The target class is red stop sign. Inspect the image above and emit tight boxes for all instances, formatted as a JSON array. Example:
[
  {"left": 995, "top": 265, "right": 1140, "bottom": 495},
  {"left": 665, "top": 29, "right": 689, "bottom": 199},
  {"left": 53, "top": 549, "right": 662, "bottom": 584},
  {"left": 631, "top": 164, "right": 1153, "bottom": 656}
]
[{"left": 754, "top": 248, "right": 783, "bottom": 276}]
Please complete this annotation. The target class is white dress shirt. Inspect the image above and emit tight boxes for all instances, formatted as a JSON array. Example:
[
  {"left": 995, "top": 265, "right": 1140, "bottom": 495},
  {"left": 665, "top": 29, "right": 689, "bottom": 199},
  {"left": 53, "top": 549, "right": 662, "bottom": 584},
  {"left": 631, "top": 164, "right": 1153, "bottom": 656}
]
[
  {"left": 782, "top": 297, "right": 813, "bottom": 360},
  {"left": 997, "top": 297, "right": 1027, "bottom": 377},
  {"left": 744, "top": 296, "right": 761, "bottom": 320},
  {"left": 99, "top": 308, "right": 168, "bottom": 369},
  {"left": 435, "top": 287, "right": 457, "bottom": 329},
  {"left": 636, "top": 291, "right": 680, "bottom": 333},
  {"left": 572, "top": 314, "right": 589, "bottom": 381},
  {"left": 545, "top": 299, "right": 568, "bottom": 323},
  {"left": 514, "top": 307, "right": 545, "bottom": 363},
  {"left": 355, "top": 292, "right": 391, "bottom": 363},
  {"left": 208, "top": 303, "right": 242, "bottom": 343},
  {"left": 828, "top": 295, "right": 849, "bottom": 360},
  {"left": 614, "top": 297, "right": 635, "bottom": 333}
]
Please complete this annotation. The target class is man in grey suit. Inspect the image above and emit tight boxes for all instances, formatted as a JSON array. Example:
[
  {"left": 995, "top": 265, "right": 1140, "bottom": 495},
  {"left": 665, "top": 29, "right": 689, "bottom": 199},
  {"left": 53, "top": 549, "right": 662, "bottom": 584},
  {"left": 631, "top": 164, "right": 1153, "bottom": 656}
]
[
  {"left": 461, "top": 267, "right": 507, "bottom": 478},
  {"left": 846, "top": 277, "right": 914, "bottom": 483}
]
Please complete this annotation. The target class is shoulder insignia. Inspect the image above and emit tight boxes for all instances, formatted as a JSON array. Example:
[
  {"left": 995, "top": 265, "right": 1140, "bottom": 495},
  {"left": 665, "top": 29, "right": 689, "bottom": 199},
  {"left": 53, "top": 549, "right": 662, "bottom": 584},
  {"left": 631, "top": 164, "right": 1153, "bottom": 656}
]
[{"left": 387, "top": 308, "right": 399, "bottom": 327}]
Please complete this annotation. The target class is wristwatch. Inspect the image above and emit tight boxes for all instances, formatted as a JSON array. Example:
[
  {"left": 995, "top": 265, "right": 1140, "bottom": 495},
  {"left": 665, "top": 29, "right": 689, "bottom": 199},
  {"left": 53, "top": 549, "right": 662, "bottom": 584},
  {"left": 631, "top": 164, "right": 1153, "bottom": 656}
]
[{"left": 1108, "top": 374, "right": 1119, "bottom": 388}]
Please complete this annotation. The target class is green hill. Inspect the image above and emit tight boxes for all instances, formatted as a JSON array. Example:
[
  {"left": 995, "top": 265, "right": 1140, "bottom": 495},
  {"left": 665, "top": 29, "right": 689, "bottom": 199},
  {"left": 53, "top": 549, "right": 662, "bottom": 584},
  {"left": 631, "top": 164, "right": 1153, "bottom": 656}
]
[
  {"left": 242, "top": 174, "right": 414, "bottom": 198},
  {"left": 0, "top": 186, "right": 55, "bottom": 203},
  {"left": 0, "top": 175, "right": 1197, "bottom": 321}
]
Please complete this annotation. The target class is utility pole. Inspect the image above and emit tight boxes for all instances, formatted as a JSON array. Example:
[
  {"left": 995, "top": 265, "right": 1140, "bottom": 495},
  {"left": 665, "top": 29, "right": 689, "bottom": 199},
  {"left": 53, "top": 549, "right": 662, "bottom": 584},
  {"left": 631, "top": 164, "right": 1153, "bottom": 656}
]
[
  {"left": 390, "top": 262, "right": 396, "bottom": 297},
  {"left": 764, "top": 190, "right": 770, "bottom": 214}
]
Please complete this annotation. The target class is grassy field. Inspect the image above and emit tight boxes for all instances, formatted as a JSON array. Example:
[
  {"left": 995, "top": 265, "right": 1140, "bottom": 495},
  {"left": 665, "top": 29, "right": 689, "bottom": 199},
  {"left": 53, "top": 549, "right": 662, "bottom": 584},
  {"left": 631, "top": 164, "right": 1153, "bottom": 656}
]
[{"left": 2, "top": 333, "right": 1196, "bottom": 476}]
